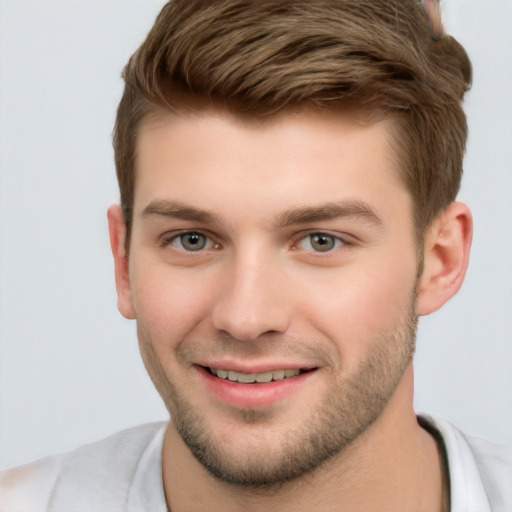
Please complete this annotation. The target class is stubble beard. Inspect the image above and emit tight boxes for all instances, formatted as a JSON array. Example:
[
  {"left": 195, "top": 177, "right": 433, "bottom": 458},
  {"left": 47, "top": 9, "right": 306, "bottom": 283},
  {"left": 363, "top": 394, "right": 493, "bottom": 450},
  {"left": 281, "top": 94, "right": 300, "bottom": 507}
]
[{"left": 137, "top": 301, "right": 418, "bottom": 489}]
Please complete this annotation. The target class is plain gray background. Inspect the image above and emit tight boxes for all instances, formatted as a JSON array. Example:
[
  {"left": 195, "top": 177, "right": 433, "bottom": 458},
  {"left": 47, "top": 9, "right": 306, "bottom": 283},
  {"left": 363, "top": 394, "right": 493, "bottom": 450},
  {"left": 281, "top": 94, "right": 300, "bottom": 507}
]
[{"left": 0, "top": 0, "right": 511, "bottom": 469}]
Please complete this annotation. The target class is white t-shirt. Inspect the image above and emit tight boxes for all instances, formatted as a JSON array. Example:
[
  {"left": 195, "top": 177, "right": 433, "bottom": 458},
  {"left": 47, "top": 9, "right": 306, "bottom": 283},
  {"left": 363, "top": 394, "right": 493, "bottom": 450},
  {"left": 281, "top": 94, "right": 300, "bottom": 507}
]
[{"left": 0, "top": 415, "right": 510, "bottom": 511}]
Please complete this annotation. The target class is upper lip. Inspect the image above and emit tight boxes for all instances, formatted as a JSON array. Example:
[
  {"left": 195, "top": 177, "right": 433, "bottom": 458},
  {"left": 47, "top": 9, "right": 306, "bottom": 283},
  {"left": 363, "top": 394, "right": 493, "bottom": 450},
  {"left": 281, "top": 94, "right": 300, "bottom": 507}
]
[{"left": 196, "top": 361, "right": 319, "bottom": 374}]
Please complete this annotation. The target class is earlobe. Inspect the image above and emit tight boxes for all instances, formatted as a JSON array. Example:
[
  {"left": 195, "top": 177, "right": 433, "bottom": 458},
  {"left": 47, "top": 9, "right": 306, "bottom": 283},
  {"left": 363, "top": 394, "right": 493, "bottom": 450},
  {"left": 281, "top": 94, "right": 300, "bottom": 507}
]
[
  {"left": 107, "top": 205, "right": 136, "bottom": 320},
  {"left": 416, "top": 202, "right": 473, "bottom": 316}
]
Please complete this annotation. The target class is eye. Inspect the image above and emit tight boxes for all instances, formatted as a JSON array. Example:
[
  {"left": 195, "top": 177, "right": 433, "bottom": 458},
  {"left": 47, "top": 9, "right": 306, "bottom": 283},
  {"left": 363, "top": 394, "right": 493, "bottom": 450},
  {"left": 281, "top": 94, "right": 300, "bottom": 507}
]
[
  {"left": 297, "top": 233, "right": 344, "bottom": 253},
  {"left": 167, "top": 232, "right": 217, "bottom": 252}
]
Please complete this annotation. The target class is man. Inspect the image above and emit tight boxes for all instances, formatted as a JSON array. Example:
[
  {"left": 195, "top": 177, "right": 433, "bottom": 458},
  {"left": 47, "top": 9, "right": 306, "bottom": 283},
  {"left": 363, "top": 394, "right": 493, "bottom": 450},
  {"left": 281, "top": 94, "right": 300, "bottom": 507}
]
[{"left": 1, "top": 0, "right": 510, "bottom": 510}]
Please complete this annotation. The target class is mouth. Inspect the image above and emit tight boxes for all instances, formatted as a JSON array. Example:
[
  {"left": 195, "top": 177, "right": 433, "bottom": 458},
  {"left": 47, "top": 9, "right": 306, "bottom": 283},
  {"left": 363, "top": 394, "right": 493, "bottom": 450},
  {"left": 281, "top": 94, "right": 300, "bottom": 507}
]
[
  {"left": 203, "top": 366, "right": 315, "bottom": 384},
  {"left": 197, "top": 365, "right": 318, "bottom": 408}
]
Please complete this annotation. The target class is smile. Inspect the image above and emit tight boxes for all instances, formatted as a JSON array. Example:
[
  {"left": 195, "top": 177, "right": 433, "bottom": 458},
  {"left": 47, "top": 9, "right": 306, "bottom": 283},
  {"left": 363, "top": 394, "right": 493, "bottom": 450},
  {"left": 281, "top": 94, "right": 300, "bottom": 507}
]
[
  {"left": 198, "top": 365, "right": 318, "bottom": 408},
  {"left": 208, "top": 367, "right": 303, "bottom": 383}
]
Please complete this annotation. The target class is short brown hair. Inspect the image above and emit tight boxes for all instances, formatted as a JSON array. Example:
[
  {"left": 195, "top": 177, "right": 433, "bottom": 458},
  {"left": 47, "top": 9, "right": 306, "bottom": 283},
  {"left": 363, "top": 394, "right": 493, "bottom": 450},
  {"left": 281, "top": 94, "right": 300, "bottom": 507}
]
[{"left": 113, "top": 0, "right": 472, "bottom": 244}]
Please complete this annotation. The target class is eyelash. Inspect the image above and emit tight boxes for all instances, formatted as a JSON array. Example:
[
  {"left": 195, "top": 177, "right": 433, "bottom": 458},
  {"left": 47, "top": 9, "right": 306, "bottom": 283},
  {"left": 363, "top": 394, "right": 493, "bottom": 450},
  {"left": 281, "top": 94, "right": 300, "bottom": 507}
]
[{"left": 160, "top": 230, "right": 352, "bottom": 254}]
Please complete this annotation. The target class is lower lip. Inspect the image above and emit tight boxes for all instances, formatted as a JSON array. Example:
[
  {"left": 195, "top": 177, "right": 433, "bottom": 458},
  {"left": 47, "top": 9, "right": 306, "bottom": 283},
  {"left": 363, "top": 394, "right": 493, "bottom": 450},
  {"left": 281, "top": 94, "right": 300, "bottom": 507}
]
[{"left": 196, "top": 366, "right": 316, "bottom": 409}]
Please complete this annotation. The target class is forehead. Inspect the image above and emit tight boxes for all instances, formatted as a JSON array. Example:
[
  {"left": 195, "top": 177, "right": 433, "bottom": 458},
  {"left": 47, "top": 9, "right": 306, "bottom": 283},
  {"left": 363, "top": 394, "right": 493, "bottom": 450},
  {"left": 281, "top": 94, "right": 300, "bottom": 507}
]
[{"left": 133, "top": 108, "right": 410, "bottom": 225}]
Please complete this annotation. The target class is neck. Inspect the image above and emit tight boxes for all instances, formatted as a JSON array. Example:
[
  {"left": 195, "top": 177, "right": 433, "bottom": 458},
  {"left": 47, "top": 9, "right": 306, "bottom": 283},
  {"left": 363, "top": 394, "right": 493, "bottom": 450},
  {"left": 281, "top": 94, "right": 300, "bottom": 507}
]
[{"left": 162, "top": 364, "right": 447, "bottom": 512}]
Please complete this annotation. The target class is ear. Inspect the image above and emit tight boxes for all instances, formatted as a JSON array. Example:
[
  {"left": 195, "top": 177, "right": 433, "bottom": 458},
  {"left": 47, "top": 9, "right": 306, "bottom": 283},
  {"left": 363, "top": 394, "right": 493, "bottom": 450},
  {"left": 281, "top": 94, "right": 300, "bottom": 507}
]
[
  {"left": 107, "top": 205, "right": 136, "bottom": 319},
  {"left": 416, "top": 202, "right": 473, "bottom": 316}
]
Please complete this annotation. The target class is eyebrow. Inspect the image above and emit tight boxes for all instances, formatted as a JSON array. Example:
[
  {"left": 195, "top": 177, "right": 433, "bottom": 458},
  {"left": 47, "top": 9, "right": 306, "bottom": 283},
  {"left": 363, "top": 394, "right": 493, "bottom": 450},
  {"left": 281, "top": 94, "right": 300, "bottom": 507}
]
[
  {"left": 274, "top": 200, "right": 384, "bottom": 228},
  {"left": 141, "top": 199, "right": 384, "bottom": 228},
  {"left": 142, "top": 200, "right": 219, "bottom": 224}
]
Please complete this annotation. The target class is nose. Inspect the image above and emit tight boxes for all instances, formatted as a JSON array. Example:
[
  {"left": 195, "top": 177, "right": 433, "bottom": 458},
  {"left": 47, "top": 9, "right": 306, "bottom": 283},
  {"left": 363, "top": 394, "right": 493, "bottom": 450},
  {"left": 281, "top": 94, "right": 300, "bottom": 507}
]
[{"left": 211, "top": 249, "right": 291, "bottom": 342}]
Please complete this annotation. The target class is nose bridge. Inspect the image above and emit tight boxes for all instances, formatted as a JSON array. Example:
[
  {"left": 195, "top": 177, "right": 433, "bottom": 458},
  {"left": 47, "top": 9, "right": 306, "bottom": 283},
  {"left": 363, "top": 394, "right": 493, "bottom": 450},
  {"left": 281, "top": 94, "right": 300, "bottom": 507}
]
[{"left": 211, "top": 242, "right": 290, "bottom": 341}]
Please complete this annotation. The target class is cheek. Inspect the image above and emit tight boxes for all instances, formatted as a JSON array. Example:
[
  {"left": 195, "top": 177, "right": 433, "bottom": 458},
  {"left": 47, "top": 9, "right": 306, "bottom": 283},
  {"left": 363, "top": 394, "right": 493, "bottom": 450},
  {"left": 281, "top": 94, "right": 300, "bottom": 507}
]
[
  {"left": 356, "top": 259, "right": 417, "bottom": 323},
  {"left": 130, "top": 262, "right": 214, "bottom": 345},
  {"left": 294, "top": 257, "right": 417, "bottom": 354}
]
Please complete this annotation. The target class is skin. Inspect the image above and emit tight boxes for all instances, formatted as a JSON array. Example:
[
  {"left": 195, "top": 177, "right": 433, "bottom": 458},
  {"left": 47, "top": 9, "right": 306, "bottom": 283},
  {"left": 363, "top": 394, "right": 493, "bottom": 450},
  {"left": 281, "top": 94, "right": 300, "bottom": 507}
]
[{"left": 109, "top": 108, "right": 472, "bottom": 511}]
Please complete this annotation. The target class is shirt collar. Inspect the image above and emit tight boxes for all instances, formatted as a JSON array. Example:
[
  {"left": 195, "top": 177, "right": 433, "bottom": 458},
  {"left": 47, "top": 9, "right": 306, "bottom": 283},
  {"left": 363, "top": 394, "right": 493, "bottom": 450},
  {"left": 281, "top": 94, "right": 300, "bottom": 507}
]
[
  {"left": 127, "top": 423, "right": 168, "bottom": 512},
  {"left": 419, "top": 414, "right": 491, "bottom": 512}
]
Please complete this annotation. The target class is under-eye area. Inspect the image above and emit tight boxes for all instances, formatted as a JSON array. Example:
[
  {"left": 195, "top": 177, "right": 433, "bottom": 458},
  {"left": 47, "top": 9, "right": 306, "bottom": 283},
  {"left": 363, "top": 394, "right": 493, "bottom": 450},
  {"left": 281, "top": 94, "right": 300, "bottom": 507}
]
[{"left": 204, "top": 367, "right": 316, "bottom": 384}]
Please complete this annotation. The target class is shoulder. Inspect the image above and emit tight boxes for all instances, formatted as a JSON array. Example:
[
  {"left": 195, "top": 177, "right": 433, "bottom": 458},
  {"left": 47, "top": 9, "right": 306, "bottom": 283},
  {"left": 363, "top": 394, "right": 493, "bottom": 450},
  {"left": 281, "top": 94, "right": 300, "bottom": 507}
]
[
  {"left": 0, "top": 422, "right": 167, "bottom": 512},
  {"left": 0, "top": 455, "right": 63, "bottom": 512},
  {"left": 460, "top": 428, "right": 512, "bottom": 509}
]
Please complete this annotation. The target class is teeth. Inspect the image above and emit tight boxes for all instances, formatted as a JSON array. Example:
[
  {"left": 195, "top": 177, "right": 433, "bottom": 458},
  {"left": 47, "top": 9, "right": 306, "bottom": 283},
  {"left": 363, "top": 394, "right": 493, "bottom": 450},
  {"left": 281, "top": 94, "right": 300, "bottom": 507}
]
[
  {"left": 237, "top": 372, "right": 257, "bottom": 383},
  {"left": 256, "top": 371, "right": 273, "bottom": 383},
  {"left": 210, "top": 367, "right": 301, "bottom": 383},
  {"left": 273, "top": 369, "right": 285, "bottom": 380}
]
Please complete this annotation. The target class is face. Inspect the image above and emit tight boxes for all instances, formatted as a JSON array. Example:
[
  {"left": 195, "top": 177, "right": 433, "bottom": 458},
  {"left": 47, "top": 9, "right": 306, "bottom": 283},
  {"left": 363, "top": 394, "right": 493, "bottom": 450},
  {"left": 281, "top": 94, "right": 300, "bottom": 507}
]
[{"left": 121, "top": 109, "right": 421, "bottom": 486}]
